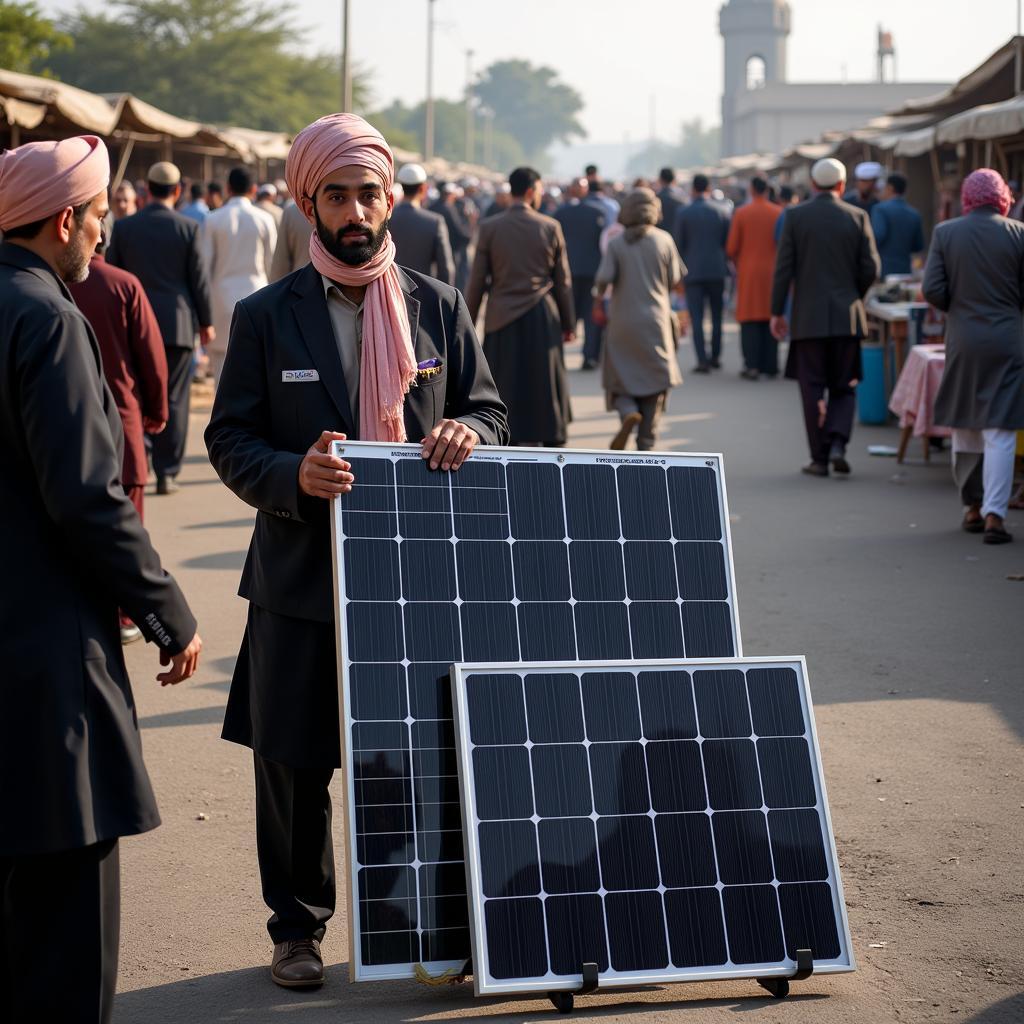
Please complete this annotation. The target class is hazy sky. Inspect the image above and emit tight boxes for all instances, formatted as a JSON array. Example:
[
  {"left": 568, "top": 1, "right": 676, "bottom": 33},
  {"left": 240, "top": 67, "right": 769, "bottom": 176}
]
[{"left": 45, "top": 0, "right": 1018, "bottom": 143}]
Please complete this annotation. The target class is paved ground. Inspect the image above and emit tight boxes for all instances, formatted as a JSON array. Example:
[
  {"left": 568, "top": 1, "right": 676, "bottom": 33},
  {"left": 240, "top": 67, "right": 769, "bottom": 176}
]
[{"left": 117, "top": 326, "right": 1023, "bottom": 1023}]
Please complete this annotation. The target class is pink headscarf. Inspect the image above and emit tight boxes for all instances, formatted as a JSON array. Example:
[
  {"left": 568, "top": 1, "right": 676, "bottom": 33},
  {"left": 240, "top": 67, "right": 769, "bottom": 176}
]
[
  {"left": 0, "top": 135, "right": 110, "bottom": 233},
  {"left": 286, "top": 113, "right": 416, "bottom": 442},
  {"left": 961, "top": 168, "right": 1012, "bottom": 216}
]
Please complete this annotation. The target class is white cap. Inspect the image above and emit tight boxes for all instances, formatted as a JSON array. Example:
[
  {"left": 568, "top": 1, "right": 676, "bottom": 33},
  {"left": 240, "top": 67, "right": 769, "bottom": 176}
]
[
  {"left": 811, "top": 158, "right": 846, "bottom": 189},
  {"left": 442, "top": 182, "right": 460, "bottom": 195},
  {"left": 396, "top": 162, "right": 427, "bottom": 186},
  {"left": 854, "top": 161, "right": 882, "bottom": 181}
]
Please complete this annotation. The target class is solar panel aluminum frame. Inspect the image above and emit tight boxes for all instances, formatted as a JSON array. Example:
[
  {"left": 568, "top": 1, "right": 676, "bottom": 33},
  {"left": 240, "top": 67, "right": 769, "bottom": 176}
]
[
  {"left": 329, "top": 440, "right": 743, "bottom": 983},
  {"left": 450, "top": 657, "right": 855, "bottom": 997}
]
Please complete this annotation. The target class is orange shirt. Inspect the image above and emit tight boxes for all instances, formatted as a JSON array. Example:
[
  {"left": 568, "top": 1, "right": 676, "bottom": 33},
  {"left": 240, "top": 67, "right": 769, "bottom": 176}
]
[{"left": 726, "top": 196, "right": 782, "bottom": 322}]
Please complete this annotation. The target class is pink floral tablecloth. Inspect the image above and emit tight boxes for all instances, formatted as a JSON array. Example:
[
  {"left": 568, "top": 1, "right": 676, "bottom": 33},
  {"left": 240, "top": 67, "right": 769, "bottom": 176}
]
[{"left": 888, "top": 344, "right": 951, "bottom": 437}]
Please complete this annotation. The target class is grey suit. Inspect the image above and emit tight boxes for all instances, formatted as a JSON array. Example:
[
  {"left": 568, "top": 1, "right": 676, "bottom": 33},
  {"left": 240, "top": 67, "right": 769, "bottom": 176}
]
[
  {"left": 770, "top": 192, "right": 881, "bottom": 467},
  {"left": 107, "top": 202, "right": 213, "bottom": 481},
  {"left": 389, "top": 201, "right": 455, "bottom": 284},
  {"left": 555, "top": 198, "right": 606, "bottom": 363},
  {"left": 269, "top": 201, "right": 312, "bottom": 282}
]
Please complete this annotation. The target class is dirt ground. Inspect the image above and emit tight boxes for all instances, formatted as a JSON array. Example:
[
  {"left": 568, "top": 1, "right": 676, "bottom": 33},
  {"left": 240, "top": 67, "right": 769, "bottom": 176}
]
[{"left": 116, "top": 328, "right": 1023, "bottom": 1023}]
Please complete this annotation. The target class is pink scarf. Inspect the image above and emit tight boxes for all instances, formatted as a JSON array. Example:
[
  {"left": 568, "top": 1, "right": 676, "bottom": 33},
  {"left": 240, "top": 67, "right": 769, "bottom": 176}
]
[
  {"left": 286, "top": 114, "right": 416, "bottom": 441},
  {"left": 961, "top": 168, "right": 1012, "bottom": 216}
]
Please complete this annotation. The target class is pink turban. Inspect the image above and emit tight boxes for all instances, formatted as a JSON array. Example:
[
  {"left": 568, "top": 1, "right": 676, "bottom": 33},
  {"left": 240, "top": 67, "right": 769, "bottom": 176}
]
[
  {"left": 0, "top": 135, "right": 110, "bottom": 232},
  {"left": 286, "top": 114, "right": 415, "bottom": 443},
  {"left": 961, "top": 168, "right": 1012, "bottom": 216}
]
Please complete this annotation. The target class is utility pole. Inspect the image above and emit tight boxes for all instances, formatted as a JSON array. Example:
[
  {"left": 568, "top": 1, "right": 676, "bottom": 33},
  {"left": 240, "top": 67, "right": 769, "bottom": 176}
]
[
  {"left": 483, "top": 109, "right": 494, "bottom": 169},
  {"left": 425, "top": 0, "right": 437, "bottom": 161},
  {"left": 340, "top": 0, "right": 352, "bottom": 110},
  {"left": 465, "top": 48, "right": 475, "bottom": 164},
  {"left": 1017, "top": 0, "right": 1023, "bottom": 95}
]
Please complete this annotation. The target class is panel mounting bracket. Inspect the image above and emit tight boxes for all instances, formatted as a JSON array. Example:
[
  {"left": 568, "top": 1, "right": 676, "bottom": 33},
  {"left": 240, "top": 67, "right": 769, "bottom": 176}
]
[
  {"left": 757, "top": 948, "right": 814, "bottom": 999},
  {"left": 547, "top": 962, "right": 599, "bottom": 1014}
]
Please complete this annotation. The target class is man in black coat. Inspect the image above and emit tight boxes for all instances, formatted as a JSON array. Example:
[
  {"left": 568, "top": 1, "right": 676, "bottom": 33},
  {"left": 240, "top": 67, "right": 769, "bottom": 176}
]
[
  {"left": 107, "top": 161, "right": 214, "bottom": 494},
  {"left": 0, "top": 136, "right": 201, "bottom": 1024},
  {"left": 771, "top": 157, "right": 880, "bottom": 476},
  {"left": 205, "top": 114, "right": 508, "bottom": 989},
  {"left": 555, "top": 178, "right": 606, "bottom": 369}
]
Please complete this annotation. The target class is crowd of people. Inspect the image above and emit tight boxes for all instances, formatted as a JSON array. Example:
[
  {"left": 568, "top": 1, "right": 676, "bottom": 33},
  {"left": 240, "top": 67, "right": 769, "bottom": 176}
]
[{"left": 1, "top": 111, "right": 1022, "bottom": 1020}]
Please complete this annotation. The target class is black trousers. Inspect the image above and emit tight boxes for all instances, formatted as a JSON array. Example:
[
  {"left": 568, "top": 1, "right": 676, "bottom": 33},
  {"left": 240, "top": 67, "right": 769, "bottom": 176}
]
[
  {"left": 254, "top": 752, "right": 336, "bottom": 943},
  {"left": 571, "top": 274, "right": 602, "bottom": 362},
  {"left": 1, "top": 839, "right": 119, "bottom": 1024},
  {"left": 151, "top": 345, "right": 193, "bottom": 480},
  {"left": 786, "top": 337, "right": 862, "bottom": 464},
  {"left": 685, "top": 279, "right": 724, "bottom": 365},
  {"left": 740, "top": 321, "right": 778, "bottom": 375}
]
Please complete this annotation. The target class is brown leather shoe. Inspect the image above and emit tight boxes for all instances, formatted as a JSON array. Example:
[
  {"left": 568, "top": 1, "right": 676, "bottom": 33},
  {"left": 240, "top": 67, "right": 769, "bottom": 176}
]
[
  {"left": 610, "top": 412, "right": 643, "bottom": 450},
  {"left": 271, "top": 938, "right": 324, "bottom": 988}
]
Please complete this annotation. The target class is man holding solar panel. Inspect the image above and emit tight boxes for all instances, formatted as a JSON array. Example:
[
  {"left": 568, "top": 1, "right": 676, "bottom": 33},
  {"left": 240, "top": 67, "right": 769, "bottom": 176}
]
[{"left": 206, "top": 113, "right": 508, "bottom": 987}]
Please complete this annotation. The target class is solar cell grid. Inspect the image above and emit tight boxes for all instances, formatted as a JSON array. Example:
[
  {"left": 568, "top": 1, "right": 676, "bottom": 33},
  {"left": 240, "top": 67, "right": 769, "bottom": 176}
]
[
  {"left": 451, "top": 658, "right": 854, "bottom": 995},
  {"left": 330, "top": 442, "right": 742, "bottom": 981}
]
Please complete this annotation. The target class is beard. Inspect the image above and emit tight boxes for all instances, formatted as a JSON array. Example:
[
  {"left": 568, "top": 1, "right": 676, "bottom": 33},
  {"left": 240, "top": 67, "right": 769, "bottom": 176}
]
[
  {"left": 57, "top": 229, "right": 93, "bottom": 284},
  {"left": 313, "top": 205, "right": 389, "bottom": 266}
]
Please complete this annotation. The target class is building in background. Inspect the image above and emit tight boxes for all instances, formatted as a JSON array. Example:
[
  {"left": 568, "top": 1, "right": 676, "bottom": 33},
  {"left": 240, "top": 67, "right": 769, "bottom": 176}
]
[{"left": 719, "top": 0, "right": 949, "bottom": 157}]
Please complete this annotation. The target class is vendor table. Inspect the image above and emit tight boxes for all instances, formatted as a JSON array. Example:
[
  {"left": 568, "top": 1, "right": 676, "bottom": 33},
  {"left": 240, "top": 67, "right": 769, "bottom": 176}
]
[
  {"left": 865, "top": 299, "right": 932, "bottom": 399},
  {"left": 887, "top": 343, "right": 950, "bottom": 463}
]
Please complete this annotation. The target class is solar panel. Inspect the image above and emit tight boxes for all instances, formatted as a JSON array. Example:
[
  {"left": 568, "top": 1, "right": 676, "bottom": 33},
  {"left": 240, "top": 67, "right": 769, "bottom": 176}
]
[
  {"left": 328, "top": 441, "right": 742, "bottom": 982},
  {"left": 450, "top": 658, "right": 854, "bottom": 996}
]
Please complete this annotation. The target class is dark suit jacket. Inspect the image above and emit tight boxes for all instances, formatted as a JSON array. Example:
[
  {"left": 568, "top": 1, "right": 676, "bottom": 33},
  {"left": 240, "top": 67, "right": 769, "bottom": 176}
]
[
  {"left": 771, "top": 192, "right": 880, "bottom": 340},
  {"left": 205, "top": 263, "right": 508, "bottom": 624},
  {"left": 389, "top": 202, "right": 455, "bottom": 284},
  {"left": 871, "top": 197, "right": 925, "bottom": 278},
  {"left": 0, "top": 243, "right": 196, "bottom": 856},
  {"left": 107, "top": 202, "right": 213, "bottom": 349},
  {"left": 656, "top": 186, "right": 683, "bottom": 234},
  {"left": 673, "top": 197, "right": 731, "bottom": 282},
  {"left": 554, "top": 199, "right": 606, "bottom": 278},
  {"left": 70, "top": 255, "right": 168, "bottom": 486}
]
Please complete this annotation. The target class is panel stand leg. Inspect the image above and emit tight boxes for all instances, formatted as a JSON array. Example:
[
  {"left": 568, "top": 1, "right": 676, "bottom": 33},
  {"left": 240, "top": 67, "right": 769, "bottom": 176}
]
[
  {"left": 757, "top": 948, "right": 814, "bottom": 1000},
  {"left": 548, "top": 962, "right": 599, "bottom": 1014}
]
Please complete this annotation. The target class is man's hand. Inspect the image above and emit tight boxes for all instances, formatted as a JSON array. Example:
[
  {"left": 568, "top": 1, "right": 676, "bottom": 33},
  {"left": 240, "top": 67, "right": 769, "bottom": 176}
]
[
  {"left": 299, "top": 430, "right": 352, "bottom": 499},
  {"left": 158, "top": 632, "right": 202, "bottom": 687},
  {"left": 199, "top": 325, "right": 216, "bottom": 346},
  {"left": 562, "top": 330, "right": 576, "bottom": 344},
  {"left": 421, "top": 419, "right": 479, "bottom": 471},
  {"left": 770, "top": 315, "right": 788, "bottom": 341},
  {"left": 143, "top": 417, "right": 166, "bottom": 434}
]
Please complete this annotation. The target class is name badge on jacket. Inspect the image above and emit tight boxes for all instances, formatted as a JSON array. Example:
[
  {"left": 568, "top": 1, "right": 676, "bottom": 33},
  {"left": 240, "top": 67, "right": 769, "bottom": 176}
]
[{"left": 282, "top": 369, "right": 320, "bottom": 382}]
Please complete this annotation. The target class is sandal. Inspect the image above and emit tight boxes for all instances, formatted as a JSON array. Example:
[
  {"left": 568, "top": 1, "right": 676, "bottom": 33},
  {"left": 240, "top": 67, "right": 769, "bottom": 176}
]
[
  {"left": 961, "top": 514, "right": 985, "bottom": 534},
  {"left": 983, "top": 524, "right": 1014, "bottom": 545}
]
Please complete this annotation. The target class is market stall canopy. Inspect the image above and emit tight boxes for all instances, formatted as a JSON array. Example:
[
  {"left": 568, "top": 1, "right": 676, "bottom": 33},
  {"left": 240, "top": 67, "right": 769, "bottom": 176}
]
[
  {"left": 887, "top": 37, "right": 1020, "bottom": 121},
  {"left": 215, "top": 126, "right": 291, "bottom": 162},
  {"left": 0, "top": 67, "right": 119, "bottom": 134},
  {"left": 1, "top": 94, "right": 46, "bottom": 130},
  {"left": 890, "top": 126, "right": 937, "bottom": 158},
  {"left": 935, "top": 94, "right": 1024, "bottom": 145}
]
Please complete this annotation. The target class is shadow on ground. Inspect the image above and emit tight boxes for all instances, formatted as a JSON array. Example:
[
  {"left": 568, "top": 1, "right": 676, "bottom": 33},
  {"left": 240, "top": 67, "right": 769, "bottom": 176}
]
[{"left": 115, "top": 965, "right": 830, "bottom": 1024}]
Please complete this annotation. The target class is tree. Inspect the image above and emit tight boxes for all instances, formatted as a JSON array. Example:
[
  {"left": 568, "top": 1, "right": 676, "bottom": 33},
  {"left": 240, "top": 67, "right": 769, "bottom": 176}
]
[
  {"left": 0, "top": 0, "right": 70, "bottom": 75},
  {"left": 43, "top": 0, "right": 368, "bottom": 132},
  {"left": 626, "top": 118, "right": 721, "bottom": 178},
  {"left": 473, "top": 60, "right": 584, "bottom": 163}
]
